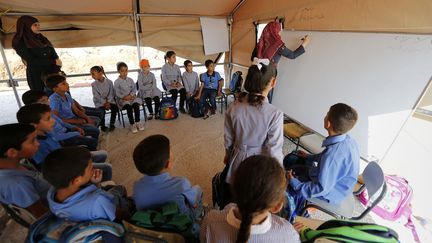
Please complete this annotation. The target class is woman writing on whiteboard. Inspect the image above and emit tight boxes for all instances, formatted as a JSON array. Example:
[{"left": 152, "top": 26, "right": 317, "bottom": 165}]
[
  {"left": 256, "top": 21, "right": 310, "bottom": 102},
  {"left": 12, "top": 15, "right": 62, "bottom": 91}
]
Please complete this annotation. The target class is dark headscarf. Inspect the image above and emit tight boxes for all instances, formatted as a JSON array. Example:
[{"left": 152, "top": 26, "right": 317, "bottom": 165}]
[
  {"left": 12, "top": 15, "right": 53, "bottom": 49},
  {"left": 256, "top": 21, "right": 285, "bottom": 60}
]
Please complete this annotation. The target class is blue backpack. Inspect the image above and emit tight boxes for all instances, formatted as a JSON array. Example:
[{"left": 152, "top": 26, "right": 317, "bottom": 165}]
[
  {"left": 26, "top": 213, "right": 125, "bottom": 243},
  {"left": 228, "top": 71, "right": 243, "bottom": 93},
  {"left": 159, "top": 97, "right": 178, "bottom": 120}
]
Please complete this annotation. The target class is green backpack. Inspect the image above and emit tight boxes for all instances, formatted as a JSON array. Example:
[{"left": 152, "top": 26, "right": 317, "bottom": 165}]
[
  {"left": 300, "top": 219, "right": 399, "bottom": 243},
  {"left": 129, "top": 202, "right": 198, "bottom": 242}
]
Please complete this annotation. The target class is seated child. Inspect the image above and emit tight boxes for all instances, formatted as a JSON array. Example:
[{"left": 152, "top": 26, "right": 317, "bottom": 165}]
[
  {"left": 137, "top": 59, "right": 161, "bottom": 120},
  {"left": 90, "top": 65, "right": 119, "bottom": 132},
  {"left": 21, "top": 90, "right": 98, "bottom": 151},
  {"left": 182, "top": 60, "right": 200, "bottom": 100},
  {"left": 133, "top": 135, "right": 202, "bottom": 220},
  {"left": 197, "top": 59, "right": 224, "bottom": 118},
  {"left": 45, "top": 74, "right": 100, "bottom": 140},
  {"left": 0, "top": 123, "right": 51, "bottom": 218},
  {"left": 284, "top": 103, "right": 360, "bottom": 217},
  {"left": 42, "top": 147, "right": 130, "bottom": 222},
  {"left": 161, "top": 51, "right": 187, "bottom": 113},
  {"left": 114, "top": 62, "right": 144, "bottom": 133},
  {"left": 16, "top": 104, "right": 108, "bottom": 167},
  {"left": 200, "top": 155, "right": 300, "bottom": 243}
]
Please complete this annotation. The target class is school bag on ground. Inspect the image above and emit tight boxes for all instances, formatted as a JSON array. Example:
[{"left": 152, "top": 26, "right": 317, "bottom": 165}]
[
  {"left": 159, "top": 97, "right": 178, "bottom": 120},
  {"left": 26, "top": 213, "right": 125, "bottom": 243},
  {"left": 187, "top": 98, "right": 204, "bottom": 118},
  {"left": 127, "top": 202, "right": 198, "bottom": 243},
  {"left": 228, "top": 71, "right": 243, "bottom": 93},
  {"left": 212, "top": 164, "right": 232, "bottom": 209},
  {"left": 358, "top": 174, "right": 419, "bottom": 242},
  {"left": 299, "top": 219, "right": 399, "bottom": 243}
]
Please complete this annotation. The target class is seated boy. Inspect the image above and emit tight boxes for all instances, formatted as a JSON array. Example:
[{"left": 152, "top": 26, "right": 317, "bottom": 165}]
[
  {"left": 133, "top": 135, "right": 202, "bottom": 220},
  {"left": 0, "top": 123, "right": 51, "bottom": 218},
  {"left": 197, "top": 59, "right": 224, "bottom": 119},
  {"left": 285, "top": 103, "right": 360, "bottom": 216},
  {"left": 182, "top": 60, "right": 200, "bottom": 100},
  {"left": 22, "top": 90, "right": 98, "bottom": 151},
  {"left": 42, "top": 147, "right": 130, "bottom": 222},
  {"left": 16, "top": 104, "right": 108, "bottom": 167},
  {"left": 45, "top": 74, "right": 100, "bottom": 140}
]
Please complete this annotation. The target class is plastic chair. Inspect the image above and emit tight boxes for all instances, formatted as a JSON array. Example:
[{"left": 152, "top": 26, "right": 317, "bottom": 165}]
[
  {"left": 1, "top": 203, "right": 38, "bottom": 228},
  {"left": 299, "top": 161, "right": 387, "bottom": 220}
]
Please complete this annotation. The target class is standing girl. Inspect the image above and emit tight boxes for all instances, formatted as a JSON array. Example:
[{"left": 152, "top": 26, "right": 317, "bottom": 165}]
[
  {"left": 161, "top": 51, "right": 187, "bottom": 113},
  {"left": 137, "top": 59, "right": 161, "bottom": 120},
  {"left": 224, "top": 63, "right": 284, "bottom": 185},
  {"left": 114, "top": 62, "right": 144, "bottom": 133},
  {"left": 90, "top": 66, "right": 118, "bottom": 132},
  {"left": 12, "top": 15, "right": 62, "bottom": 91},
  {"left": 200, "top": 155, "right": 300, "bottom": 243}
]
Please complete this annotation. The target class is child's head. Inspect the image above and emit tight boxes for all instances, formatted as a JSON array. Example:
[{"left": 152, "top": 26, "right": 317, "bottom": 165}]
[
  {"left": 133, "top": 135, "right": 171, "bottom": 176},
  {"left": 139, "top": 59, "right": 150, "bottom": 72},
  {"left": 116, "top": 62, "right": 128, "bottom": 77},
  {"left": 90, "top": 66, "right": 105, "bottom": 81},
  {"left": 45, "top": 74, "right": 69, "bottom": 93},
  {"left": 184, "top": 60, "right": 193, "bottom": 72},
  {"left": 204, "top": 59, "right": 215, "bottom": 73},
  {"left": 233, "top": 155, "right": 286, "bottom": 243},
  {"left": 21, "top": 90, "right": 49, "bottom": 105},
  {"left": 0, "top": 123, "right": 39, "bottom": 160},
  {"left": 42, "top": 147, "right": 93, "bottom": 190},
  {"left": 16, "top": 104, "right": 55, "bottom": 134},
  {"left": 241, "top": 64, "right": 276, "bottom": 107},
  {"left": 325, "top": 103, "right": 358, "bottom": 135},
  {"left": 165, "top": 51, "right": 176, "bottom": 64}
]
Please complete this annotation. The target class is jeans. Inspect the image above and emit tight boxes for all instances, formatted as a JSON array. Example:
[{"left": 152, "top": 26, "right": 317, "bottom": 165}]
[
  {"left": 79, "top": 123, "right": 100, "bottom": 140},
  {"left": 61, "top": 135, "right": 98, "bottom": 151},
  {"left": 200, "top": 89, "right": 217, "bottom": 113},
  {"left": 93, "top": 162, "right": 112, "bottom": 181},
  {"left": 91, "top": 150, "right": 108, "bottom": 163}
]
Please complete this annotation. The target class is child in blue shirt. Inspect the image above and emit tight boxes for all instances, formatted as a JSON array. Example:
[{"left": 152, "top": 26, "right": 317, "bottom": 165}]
[
  {"left": 45, "top": 74, "right": 100, "bottom": 140},
  {"left": 0, "top": 123, "right": 51, "bottom": 218},
  {"left": 197, "top": 59, "right": 224, "bottom": 119},
  {"left": 133, "top": 135, "right": 202, "bottom": 220},
  {"left": 42, "top": 147, "right": 131, "bottom": 222},
  {"left": 21, "top": 90, "right": 98, "bottom": 151},
  {"left": 284, "top": 103, "right": 360, "bottom": 217}
]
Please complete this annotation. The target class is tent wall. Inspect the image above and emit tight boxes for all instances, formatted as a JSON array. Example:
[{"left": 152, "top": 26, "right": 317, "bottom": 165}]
[{"left": 232, "top": 0, "right": 432, "bottom": 67}]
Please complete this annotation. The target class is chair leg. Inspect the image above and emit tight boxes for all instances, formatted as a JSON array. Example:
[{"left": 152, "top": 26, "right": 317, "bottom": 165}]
[{"left": 120, "top": 110, "right": 125, "bottom": 128}]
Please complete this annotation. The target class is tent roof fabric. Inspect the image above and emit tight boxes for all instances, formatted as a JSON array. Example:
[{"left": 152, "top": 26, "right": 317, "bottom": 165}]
[{"left": 2, "top": 0, "right": 432, "bottom": 65}]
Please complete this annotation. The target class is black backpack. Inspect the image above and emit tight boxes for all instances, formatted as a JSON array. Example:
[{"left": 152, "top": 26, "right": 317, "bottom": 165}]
[{"left": 188, "top": 98, "right": 204, "bottom": 118}]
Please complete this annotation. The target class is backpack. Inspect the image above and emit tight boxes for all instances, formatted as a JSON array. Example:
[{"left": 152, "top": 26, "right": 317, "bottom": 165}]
[
  {"left": 26, "top": 213, "right": 125, "bottom": 243},
  {"left": 299, "top": 219, "right": 399, "bottom": 243},
  {"left": 128, "top": 202, "right": 198, "bottom": 242},
  {"left": 358, "top": 174, "right": 419, "bottom": 242},
  {"left": 228, "top": 71, "right": 243, "bottom": 93},
  {"left": 187, "top": 98, "right": 204, "bottom": 118},
  {"left": 159, "top": 97, "right": 178, "bottom": 120},
  {"left": 211, "top": 165, "right": 232, "bottom": 209}
]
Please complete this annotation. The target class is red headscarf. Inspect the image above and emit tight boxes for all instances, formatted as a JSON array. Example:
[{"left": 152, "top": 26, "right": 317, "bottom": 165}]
[
  {"left": 12, "top": 15, "right": 53, "bottom": 49},
  {"left": 256, "top": 21, "right": 285, "bottom": 60}
]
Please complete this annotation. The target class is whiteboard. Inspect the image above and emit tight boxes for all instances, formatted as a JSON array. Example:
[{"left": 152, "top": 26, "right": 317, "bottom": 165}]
[
  {"left": 200, "top": 17, "right": 229, "bottom": 55},
  {"left": 273, "top": 30, "right": 432, "bottom": 161}
]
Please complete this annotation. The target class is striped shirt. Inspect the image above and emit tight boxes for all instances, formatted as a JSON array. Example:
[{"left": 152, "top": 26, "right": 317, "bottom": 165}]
[{"left": 200, "top": 203, "right": 300, "bottom": 243}]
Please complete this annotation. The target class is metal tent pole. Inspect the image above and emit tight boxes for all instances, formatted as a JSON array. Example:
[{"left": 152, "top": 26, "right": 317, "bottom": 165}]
[
  {"left": 227, "top": 15, "right": 233, "bottom": 84},
  {"left": 0, "top": 41, "right": 22, "bottom": 108}
]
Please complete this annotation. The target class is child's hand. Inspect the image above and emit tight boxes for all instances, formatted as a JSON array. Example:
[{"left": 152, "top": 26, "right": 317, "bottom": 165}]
[
  {"left": 91, "top": 169, "right": 103, "bottom": 184},
  {"left": 75, "top": 126, "right": 85, "bottom": 136},
  {"left": 286, "top": 169, "right": 295, "bottom": 181},
  {"left": 86, "top": 117, "right": 95, "bottom": 126},
  {"left": 293, "top": 221, "right": 306, "bottom": 232},
  {"left": 104, "top": 102, "right": 111, "bottom": 110},
  {"left": 217, "top": 91, "right": 222, "bottom": 97}
]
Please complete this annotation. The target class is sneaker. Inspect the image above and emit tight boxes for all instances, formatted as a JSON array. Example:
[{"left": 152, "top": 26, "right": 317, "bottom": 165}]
[
  {"left": 203, "top": 114, "right": 210, "bottom": 120},
  {"left": 131, "top": 124, "right": 138, "bottom": 133},
  {"left": 109, "top": 124, "right": 116, "bottom": 131},
  {"left": 179, "top": 107, "right": 186, "bottom": 114},
  {"left": 100, "top": 125, "right": 108, "bottom": 132},
  {"left": 148, "top": 113, "right": 154, "bottom": 120},
  {"left": 137, "top": 122, "right": 145, "bottom": 131},
  {"left": 210, "top": 108, "right": 216, "bottom": 116}
]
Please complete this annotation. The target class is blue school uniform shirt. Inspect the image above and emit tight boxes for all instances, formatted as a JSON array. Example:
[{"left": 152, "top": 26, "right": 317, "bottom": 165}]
[
  {"left": 289, "top": 134, "right": 360, "bottom": 204},
  {"left": 49, "top": 92, "right": 76, "bottom": 119},
  {"left": 133, "top": 172, "right": 199, "bottom": 213},
  {"left": 33, "top": 133, "right": 61, "bottom": 165},
  {"left": 0, "top": 164, "right": 51, "bottom": 208},
  {"left": 47, "top": 184, "right": 117, "bottom": 222},
  {"left": 200, "top": 71, "right": 222, "bottom": 90},
  {"left": 52, "top": 114, "right": 80, "bottom": 141}
]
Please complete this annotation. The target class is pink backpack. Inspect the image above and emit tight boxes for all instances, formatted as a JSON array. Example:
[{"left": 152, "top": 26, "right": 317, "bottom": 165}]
[{"left": 359, "top": 175, "right": 419, "bottom": 242}]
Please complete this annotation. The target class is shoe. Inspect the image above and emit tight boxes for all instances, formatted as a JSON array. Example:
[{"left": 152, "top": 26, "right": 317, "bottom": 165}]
[
  {"left": 109, "top": 124, "right": 115, "bottom": 131},
  {"left": 210, "top": 108, "right": 216, "bottom": 115},
  {"left": 155, "top": 113, "right": 160, "bottom": 119},
  {"left": 100, "top": 125, "right": 108, "bottom": 132},
  {"left": 137, "top": 122, "right": 145, "bottom": 131},
  {"left": 148, "top": 113, "right": 154, "bottom": 120},
  {"left": 179, "top": 107, "right": 186, "bottom": 114},
  {"left": 203, "top": 114, "right": 210, "bottom": 120},
  {"left": 131, "top": 124, "right": 138, "bottom": 133}
]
